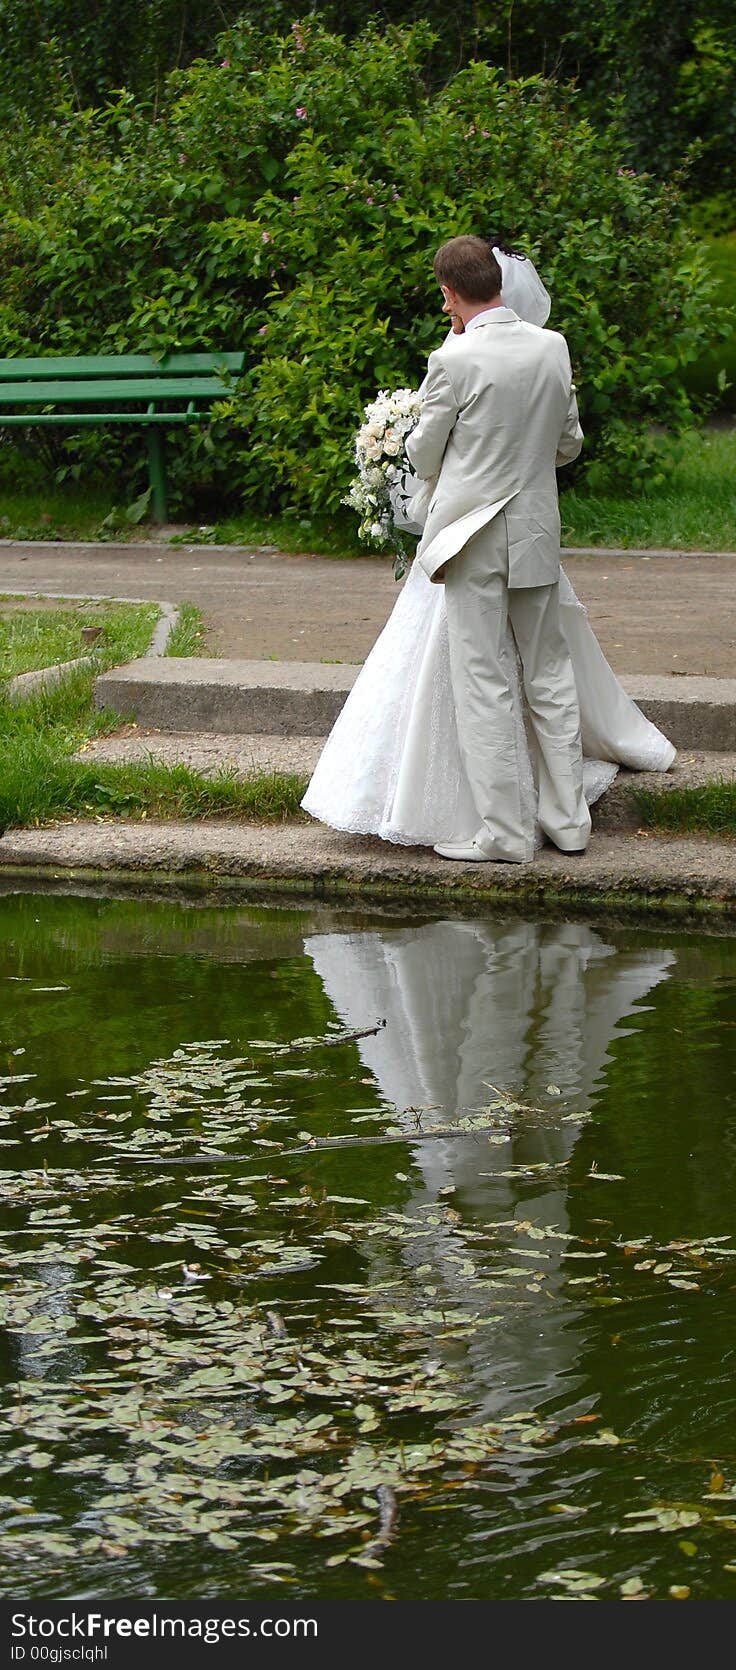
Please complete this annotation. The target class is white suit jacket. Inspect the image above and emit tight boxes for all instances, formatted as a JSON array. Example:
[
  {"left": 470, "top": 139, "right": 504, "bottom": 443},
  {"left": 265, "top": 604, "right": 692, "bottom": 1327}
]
[{"left": 404, "top": 307, "right": 583, "bottom": 586}]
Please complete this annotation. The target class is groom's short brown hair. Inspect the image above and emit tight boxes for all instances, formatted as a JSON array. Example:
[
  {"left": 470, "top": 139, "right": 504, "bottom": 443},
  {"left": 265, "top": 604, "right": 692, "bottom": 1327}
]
[{"left": 433, "top": 235, "right": 502, "bottom": 301}]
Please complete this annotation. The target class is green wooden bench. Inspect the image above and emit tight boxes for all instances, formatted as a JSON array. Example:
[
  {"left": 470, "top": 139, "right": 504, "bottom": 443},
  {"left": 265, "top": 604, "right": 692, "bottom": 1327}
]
[{"left": 0, "top": 350, "right": 245, "bottom": 522}]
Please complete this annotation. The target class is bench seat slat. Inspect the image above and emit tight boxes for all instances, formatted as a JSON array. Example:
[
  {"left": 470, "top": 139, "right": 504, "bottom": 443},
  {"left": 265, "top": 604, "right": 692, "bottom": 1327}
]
[
  {"left": 0, "top": 352, "right": 245, "bottom": 380},
  {"left": 0, "top": 376, "right": 231, "bottom": 404},
  {"left": 0, "top": 347, "right": 244, "bottom": 523},
  {"left": 0, "top": 411, "right": 202, "bottom": 426}
]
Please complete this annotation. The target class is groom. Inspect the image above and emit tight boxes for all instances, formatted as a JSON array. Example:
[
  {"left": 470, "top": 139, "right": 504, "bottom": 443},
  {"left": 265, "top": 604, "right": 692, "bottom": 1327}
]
[{"left": 405, "top": 234, "right": 590, "bottom": 863}]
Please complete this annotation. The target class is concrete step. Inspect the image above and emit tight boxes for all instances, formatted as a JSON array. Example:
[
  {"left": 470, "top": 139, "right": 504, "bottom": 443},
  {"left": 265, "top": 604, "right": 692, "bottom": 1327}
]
[
  {"left": 620, "top": 676, "right": 736, "bottom": 752},
  {"left": 95, "top": 660, "right": 736, "bottom": 751},
  {"left": 76, "top": 729, "right": 324, "bottom": 777},
  {"left": 94, "top": 658, "right": 354, "bottom": 736},
  {"left": 77, "top": 731, "right": 734, "bottom": 837}
]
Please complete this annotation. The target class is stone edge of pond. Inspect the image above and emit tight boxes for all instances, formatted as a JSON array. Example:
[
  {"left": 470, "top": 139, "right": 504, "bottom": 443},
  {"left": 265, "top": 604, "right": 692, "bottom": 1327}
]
[
  {"left": 0, "top": 820, "right": 735, "bottom": 925},
  {"left": 1, "top": 865, "right": 732, "bottom": 927}
]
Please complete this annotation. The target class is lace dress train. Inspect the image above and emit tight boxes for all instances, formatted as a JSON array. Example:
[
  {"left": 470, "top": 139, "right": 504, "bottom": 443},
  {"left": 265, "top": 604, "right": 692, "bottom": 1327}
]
[{"left": 301, "top": 555, "right": 675, "bottom": 851}]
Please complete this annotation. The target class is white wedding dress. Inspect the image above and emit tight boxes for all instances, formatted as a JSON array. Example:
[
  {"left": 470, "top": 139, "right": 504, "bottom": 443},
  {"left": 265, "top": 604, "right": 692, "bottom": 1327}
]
[
  {"left": 301, "top": 552, "right": 675, "bottom": 849},
  {"left": 302, "top": 253, "right": 676, "bottom": 850}
]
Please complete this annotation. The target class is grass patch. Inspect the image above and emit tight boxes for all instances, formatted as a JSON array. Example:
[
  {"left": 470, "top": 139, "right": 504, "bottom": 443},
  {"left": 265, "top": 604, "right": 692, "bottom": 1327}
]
[
  {"left": 173, "top": 507, "right": 363, "bottom": 558},
  {"left": 0, "top": 599, "right": 159, "bottom": 677},
  {"left": 0, "top": 425, "right": 733, "bottom": 555},
  {"left": 1, "top": 665, "right": 126, "bottom": 746},
  {"left": 0, "top": 735, "right": 307, "bottom": 831},
  {"left": 184, "top": 425, "right": 736, "bottom": 555},
  {"left": 633, "top": 779, "right": 736, "bottom": 836},
  {"left": 682, "top": 233, "right": 736, "bottom": 410},
  {"left": 561, "top": 426, "right": 736, "bottom": 550},
  {"left": 0, "top": 480, "right": 116, "bottom": 540},
  {"left": 165, "top": 601, "right": 208, "bottom": 657},
  {"left": 0, "top": 659, "right": 306, "bottom": 834}
]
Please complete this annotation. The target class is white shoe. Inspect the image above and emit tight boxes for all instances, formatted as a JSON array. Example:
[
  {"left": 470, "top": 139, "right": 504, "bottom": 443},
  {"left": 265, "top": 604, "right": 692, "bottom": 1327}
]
[
  {"left": 542, "top": 825, "right": 592, "bottom": 855},
  {"left": 433, "top": 838, "right": 532, "bottom": 865}
]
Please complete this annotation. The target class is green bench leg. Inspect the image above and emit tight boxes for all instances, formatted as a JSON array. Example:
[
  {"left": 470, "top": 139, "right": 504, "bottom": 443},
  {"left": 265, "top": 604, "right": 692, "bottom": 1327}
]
[{"left": 146, "top": 425, "right": 167, "bottom": 522}]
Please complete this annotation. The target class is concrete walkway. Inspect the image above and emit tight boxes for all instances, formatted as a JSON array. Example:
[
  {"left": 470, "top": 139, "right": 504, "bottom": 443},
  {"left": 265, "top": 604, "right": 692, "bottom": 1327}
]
[{"left": 1, "top": 540, "right": 735, "bottom": 676}]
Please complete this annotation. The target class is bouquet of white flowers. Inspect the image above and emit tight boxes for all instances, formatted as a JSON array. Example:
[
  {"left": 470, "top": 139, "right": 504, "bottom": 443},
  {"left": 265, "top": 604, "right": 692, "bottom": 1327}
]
[{"left": 343, "top": 386, "right": 423, "bottom": 580}]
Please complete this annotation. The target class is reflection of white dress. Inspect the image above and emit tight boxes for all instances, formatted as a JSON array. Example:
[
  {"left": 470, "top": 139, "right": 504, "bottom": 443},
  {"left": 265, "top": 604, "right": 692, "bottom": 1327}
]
[
  {"left": 306, "top": 919, "right": 676, "bottom": 1137},
  {"left": 305, "top": 919, "right": 676, "bottom": 1412},
  {"left": 302, "top": 552, "right": 676, "bottom": 849}
]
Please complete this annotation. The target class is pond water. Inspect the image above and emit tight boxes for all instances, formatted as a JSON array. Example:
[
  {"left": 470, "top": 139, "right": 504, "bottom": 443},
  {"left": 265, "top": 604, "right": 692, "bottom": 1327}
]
[{"left": 1, "top": 887, "right": 736, "bottom": 1603}]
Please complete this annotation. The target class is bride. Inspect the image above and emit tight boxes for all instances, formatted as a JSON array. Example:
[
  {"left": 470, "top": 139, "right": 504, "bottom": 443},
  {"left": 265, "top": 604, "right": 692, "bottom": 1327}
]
[{"left": 302, "top": 244, "right": 675, "bottom": 852}]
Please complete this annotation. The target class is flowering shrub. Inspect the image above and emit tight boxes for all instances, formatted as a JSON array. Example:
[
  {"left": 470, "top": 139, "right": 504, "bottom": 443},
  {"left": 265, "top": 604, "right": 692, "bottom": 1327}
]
[{"left": 0, "top": 19, "right": 719, "bottom": 516}]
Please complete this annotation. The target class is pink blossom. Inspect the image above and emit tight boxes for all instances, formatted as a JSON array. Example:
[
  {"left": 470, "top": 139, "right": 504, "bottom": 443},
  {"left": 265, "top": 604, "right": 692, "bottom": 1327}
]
[
  {"left": 261, "top": 230, "right": 272, "bottom": 243},
  {"left": 481, "top": 130, "right": 491, "bottom": 138},
  {"left": 258, "top": 324, "right": 269, "bottom": 336},
  {"left": 295, "top": 106, "right": 308, "bottom": 119},
  {"left": 178, "top": 152, "right": 187, "bottom": 165},
  {"left": 292, "top": 23, "right": 306, "bottom": 51},
  {"left": 220, "top": 59, "right": 230, "bottom": 68},
  {"left": 366, "top": 196, "right": 374, "bottom": 206}
]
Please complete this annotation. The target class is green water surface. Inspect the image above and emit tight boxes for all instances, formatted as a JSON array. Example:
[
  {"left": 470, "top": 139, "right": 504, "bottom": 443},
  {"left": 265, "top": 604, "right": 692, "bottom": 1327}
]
[{"left": 1, "top": 887, "right": 736, "bottom": 1603}]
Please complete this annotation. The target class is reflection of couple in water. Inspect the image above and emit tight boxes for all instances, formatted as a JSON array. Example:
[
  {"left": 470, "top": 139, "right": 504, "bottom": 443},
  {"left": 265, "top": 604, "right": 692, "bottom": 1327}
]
[{"left": 306, "top": 916, "right": 675, "bottom": 1411}]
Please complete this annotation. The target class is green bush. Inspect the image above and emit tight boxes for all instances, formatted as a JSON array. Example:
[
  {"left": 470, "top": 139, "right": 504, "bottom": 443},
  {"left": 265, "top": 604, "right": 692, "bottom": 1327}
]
[
  {"left": 0, "top": 2, "right": 246, "bottom": 112},
  {"left": 2, "top": 4, "right": 735, "bottom": 202},
  {"left": 0, "top": 19, "right": 720, "bottom": 517},
  {"left": 681, "top": 233, "right": 736, "bottom": 410}
]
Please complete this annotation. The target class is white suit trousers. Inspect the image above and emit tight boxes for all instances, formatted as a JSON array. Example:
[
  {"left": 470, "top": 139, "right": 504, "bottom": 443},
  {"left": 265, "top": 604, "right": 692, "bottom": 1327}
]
[{"left": 443, "top": 513, "right": 592, "bottom": 860}]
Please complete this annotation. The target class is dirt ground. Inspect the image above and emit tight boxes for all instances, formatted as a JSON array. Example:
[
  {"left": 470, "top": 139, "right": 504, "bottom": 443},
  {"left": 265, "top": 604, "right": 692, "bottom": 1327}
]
[
  {"left": 0, "top": 595, "right": 114, "bottom": 613},
  {"left": 0, "top": 541, "right": 733, "bottom": 677}
]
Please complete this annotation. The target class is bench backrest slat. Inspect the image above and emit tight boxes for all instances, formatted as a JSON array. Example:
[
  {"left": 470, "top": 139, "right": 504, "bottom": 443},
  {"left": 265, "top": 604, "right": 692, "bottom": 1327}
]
[
  {"left": 0, "top": 351, "right": 245, "bottom": 382},
  {"left": 0, "top": 375, "right": 234, "bottom": 405}
]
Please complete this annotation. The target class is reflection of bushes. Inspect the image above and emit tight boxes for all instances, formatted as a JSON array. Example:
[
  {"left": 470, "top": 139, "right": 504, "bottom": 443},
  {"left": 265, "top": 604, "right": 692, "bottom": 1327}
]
[{"left": 0, "top": 21, "right": 720, "bottom": 518}]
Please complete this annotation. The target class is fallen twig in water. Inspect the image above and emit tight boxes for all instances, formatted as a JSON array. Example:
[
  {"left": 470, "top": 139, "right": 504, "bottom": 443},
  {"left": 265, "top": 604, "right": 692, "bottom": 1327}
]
[
  {"left": 362, "top": 1483, "right": 400, "bottom": 1562},
  {"left": 257, "top": 1020, "right": 387, "bottom": 1057},
  {"left": 124, "top": 1122, "right": 511, "bottom": 1165},
  {"left": 266, "top": 1309, "right": 288, "bottom": 1338}
]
